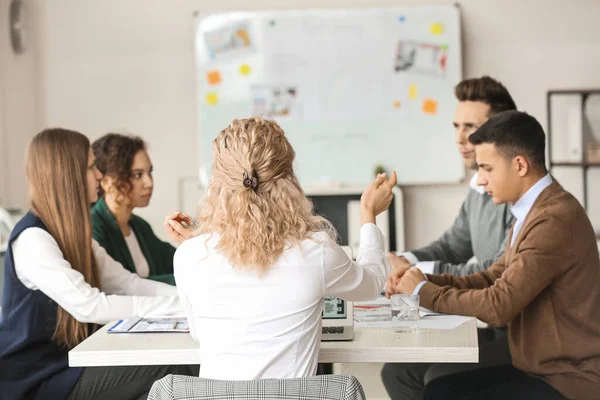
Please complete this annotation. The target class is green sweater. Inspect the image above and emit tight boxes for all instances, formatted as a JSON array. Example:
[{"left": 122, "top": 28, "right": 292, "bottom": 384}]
[{"left": 91, "top": 198, "right": 176, "bottom": 285}]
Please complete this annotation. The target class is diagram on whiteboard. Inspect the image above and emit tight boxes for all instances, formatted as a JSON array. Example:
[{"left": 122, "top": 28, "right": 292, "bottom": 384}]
[
  {"left": 203, "top": 20, "right": 255, "bottom": 61},
  {"left": 394, "top": 41, "right": 448, "bottom": 76},
  {"left": 251, "top": 85, "right": 301, "bottom": 120}
]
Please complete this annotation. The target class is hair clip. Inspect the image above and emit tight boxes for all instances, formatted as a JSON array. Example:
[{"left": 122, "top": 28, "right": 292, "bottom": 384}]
[{"left": 243, "top": 169, "right": 259, "bottom": 192}]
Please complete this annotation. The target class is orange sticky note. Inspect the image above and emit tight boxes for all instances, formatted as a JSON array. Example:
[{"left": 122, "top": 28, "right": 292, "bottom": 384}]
[
  {"left": 206, "top": 92, "right": 218, "bottom": 106},
  {"left": 206, "top": 70, "right": 221, "bottom": 85},
  {"left": 393, "top": 100, "right": 401, "bottom": 109},
  {"left": 422, "top": 98, "right": 438, "bottom": 115}
]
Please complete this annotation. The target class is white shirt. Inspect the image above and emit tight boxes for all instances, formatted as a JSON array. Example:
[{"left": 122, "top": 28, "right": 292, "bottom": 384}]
[
  {"left": 12, "top": 227, "right": 182, "bottom": 324},
  {"left": 509, "top": 174, "right": 553, "bottom": 246},
  {"left": 399, "top": 173, "right": 485, "bottom": 275},
  {"left": 124, "top": 230, "right": 150, "bottom": 278},
  {"left": 174, "top": 223, "right": 389, "bottom": 380}
]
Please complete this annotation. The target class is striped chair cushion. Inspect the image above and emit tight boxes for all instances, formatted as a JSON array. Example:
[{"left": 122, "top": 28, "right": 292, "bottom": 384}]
[{"left": 148, "top": 374, "right": 366, "bottom": 400}]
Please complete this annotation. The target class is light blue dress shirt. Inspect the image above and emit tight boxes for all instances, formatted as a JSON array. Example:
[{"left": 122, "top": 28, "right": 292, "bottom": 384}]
[{"left": 509, "top": 174, "right": 553, "bottom": 246}]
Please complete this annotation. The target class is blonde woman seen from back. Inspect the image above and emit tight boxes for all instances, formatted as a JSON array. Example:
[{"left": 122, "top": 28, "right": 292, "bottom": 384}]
[{"left": 173, "top": 117, "right": 396, "bottom": 380}]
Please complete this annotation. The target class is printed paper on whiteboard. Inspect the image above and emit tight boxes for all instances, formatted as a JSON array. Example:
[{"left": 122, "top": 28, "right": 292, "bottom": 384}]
[
  {"left": 204, "top": 20, "right": 255, "bottom": 61},
  {"left": 250, "top": 85, "right": 301, "bottom": 120},
  {"left": 394, "top": 41, "right": 448, "bottom": 77}
]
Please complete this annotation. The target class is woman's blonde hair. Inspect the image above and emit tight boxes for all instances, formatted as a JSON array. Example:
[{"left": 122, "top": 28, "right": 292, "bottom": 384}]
[
  {"left": 195, "top": 117, "right": 335, "bottom": 271},
  {"left": 25, "top": 128, "right": 99, "bottom": 349}
]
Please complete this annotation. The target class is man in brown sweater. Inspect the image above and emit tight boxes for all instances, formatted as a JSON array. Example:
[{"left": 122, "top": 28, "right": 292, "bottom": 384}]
[{"left": 391, "top": 110, "right": 600, "bottom": 399}]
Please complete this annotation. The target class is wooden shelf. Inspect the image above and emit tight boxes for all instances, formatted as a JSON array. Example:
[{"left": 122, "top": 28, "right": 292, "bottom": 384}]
[
  {"left": 548, "top": 89, "right": 600, "bottom": 95},
  {"left": 551, "top": 162, "right": 600, "bottom": 167}
]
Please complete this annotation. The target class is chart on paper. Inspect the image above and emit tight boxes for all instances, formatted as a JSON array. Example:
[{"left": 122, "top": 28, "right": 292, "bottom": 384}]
[{"left": 108, "top": 317, "right": 190, "bottom": 333}]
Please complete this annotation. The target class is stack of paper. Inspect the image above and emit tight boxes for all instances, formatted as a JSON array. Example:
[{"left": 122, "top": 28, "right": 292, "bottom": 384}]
[
  {"left": 354, "top": 296, "right": 470, "bottom": 330},
  {"left": 354, "top": 296, "right": 392, "bottom": 323}
]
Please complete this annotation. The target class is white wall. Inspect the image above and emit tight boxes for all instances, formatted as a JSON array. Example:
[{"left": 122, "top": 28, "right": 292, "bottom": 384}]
[
  {"left": 17, "top": 0, "right": 600, "bottom": 249},
  {"left": 0, "top": 0, "right": 42, "bottom": 208}
]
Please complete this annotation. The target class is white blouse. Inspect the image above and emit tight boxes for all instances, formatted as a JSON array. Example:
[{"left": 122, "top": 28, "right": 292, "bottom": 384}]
[
  {"left": 174, "top": 223, "right": 389, "bottom": 380},
  {"left": 12, "top": 227, "right": 182, "bottom": 325},
  {"left": 124, "top": 230, "right": 150, "bottom": 278}
]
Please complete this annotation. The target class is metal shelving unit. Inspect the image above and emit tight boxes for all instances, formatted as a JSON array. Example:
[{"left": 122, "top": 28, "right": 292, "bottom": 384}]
[{"left": 547, "top": 89, "right": 600, "bottom": 211}]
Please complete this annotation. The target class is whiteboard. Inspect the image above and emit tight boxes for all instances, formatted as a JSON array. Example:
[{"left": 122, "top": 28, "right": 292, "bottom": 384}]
[{"left": 195, "top": 6, "right": 463, "bottom": 186}]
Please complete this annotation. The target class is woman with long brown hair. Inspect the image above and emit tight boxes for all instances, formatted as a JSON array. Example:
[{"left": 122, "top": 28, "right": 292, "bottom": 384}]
[
  {"left": 173, "top": 117, "right": 396, "bottom": 380},
  {"left": 91, "top": 133, "right": 176, "bottom": 285},
  {"left": 0, "top": 128, "right": 196, "bottom": 400}
]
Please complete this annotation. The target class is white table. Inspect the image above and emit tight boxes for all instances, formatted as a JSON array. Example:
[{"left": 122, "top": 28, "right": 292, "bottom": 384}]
[{"left": 69, "top": 318, "right": 478, "bottom": 367}]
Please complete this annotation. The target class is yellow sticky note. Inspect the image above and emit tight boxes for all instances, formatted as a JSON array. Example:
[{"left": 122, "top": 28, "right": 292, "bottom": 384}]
[
  {"left": 422, "top": 98, "right": 438, "bottom": 115},
  {"left": 393, "top": 100, "right": 401, "bottom": 109},
  {"left": 408, "top": 84, "right": 418, "bottom": 100},
  {"left": 206, "top": 92, "right": 218, "bottom": 106},
  {"left": 430, "top": 23, "right": 444, "bottom": 36},
  {"left": 239, "top": 64, "right": 252, "bottom": 76},
  {"left": 206, "top": 70, "right": 221, "bottom": 86}
]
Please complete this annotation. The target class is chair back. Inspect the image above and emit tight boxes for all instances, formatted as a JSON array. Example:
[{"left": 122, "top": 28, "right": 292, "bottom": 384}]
[{"left": 148, "top": 374, "right": 366, "bottom": 400}]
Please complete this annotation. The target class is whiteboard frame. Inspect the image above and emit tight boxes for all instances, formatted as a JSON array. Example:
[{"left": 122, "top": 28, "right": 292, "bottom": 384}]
[{"left": 194, "top": 5, "right": 464, "bottom": 186}]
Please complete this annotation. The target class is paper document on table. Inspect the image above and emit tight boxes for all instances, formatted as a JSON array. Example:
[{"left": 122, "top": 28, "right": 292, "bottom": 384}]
[
  {"left": 355, "top": 314, "right": 471, "bottom": 330},
  {"left": 419, "top": 306, "right": 443, "bottom": 318},
  {"left": 354, "top": 296, "right": 391, "bottom": 322},
  {"left": 417, "top": 315, "right": 472, "bottom": 330},
  {"left": 108, "top": 316, "right": 189, "bottom": 333},
  {"left": 354, "top": 296, "right": 442, "bottom": 323},
  {"left": 354, "top": 297, "right": 470, "bottom": 330}
]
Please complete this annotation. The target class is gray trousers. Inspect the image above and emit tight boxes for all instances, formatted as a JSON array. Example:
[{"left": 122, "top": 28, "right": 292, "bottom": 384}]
[
  {"left": 67, "top": 364, "right": 199, "bottom": 400},
  {"left": 381, "top": 329, "right": 512, "bottom": 400}
]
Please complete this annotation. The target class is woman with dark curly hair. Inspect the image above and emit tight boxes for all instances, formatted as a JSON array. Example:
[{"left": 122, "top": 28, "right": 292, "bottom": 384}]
[{"left": 91, "top": 133, "right": 179, "bottom": 285}]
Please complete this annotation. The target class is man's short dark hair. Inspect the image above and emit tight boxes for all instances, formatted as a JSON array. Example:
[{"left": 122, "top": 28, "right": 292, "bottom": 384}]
[
  {"left": 455, "top": 76, "right": 517, "bottom": 115},
  {"left": 468, "top": 110, "right": 547, "bottom": 171}
]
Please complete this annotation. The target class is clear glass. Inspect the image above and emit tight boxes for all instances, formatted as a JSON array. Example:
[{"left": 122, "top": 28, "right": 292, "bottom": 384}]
[{"left": 390, "top": 294, "right": 419, "bottom": 333}]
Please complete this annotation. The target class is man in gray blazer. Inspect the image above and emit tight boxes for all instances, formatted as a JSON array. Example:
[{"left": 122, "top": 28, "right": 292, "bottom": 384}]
[{"left": 382, "top": 76, "right": 517, "bottom": 400}]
